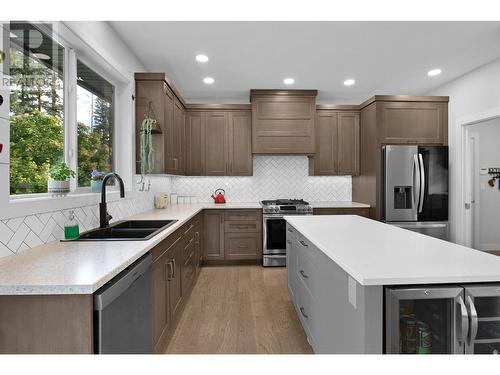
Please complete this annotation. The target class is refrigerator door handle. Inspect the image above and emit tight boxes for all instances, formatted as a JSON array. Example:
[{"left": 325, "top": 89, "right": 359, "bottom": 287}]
[
  {"left": 456, "top": 296, "right": 469, "bottom": 344},
  {"left": 466, "top": 295, "right": 479, "bottom": 345},
  {"left": 418, "top": 153, "right": 425, "bottom": 213},
  {"left": 413, "top": 154, "right": 421, "bottom": 210}
]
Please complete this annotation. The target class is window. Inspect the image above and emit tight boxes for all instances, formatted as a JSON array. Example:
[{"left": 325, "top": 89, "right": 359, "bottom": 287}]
[
  {"left": 76, "top": 60, "right": 114, "bottom": 187},
  {"left": 9, "top": 22, "right": 65, "bottom": 195}
]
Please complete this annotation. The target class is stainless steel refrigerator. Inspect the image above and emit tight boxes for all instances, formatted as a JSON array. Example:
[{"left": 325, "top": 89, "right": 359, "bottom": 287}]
[
  {"left": 382, "top": 145, "right": 449, "bottom": 240},
  {"left": 386, "top": 284, "right": 500, "bottom": 354}
]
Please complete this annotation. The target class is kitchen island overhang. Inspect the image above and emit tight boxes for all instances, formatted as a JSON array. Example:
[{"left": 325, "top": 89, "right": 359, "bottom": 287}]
[{"left": 284, "top": 215, "right": 500, "bottom": 354}]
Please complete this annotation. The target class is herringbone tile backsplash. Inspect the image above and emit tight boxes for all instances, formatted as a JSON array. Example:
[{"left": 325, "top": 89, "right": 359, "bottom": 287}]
[
  {"left": 0, "top": 191, "right": 155, "bottom": 258},
  {"left": 171, "top": 156, "right": 352, "bottom": 203}
]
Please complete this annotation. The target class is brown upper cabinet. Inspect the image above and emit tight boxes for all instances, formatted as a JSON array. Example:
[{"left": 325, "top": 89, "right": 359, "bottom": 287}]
[
  {"left": 135, "top": 79, "right": 167, "bottom": 174},
  {"left": 309, "top": 110, "right": 360, "bottom": 176},
  {"left": 204, "top": 111, "right": 228, "bottom": 176},
  {"left": 185, "top": 111, "right": 204, "bottom": 176},
  {"left": 185, "top": 109, "right": 252, "bottom": 176},
  {"left": 135, "top": 73, "right": 186, "bottom": 176},
  {"left": 165, "top": 95, "right": 186, "bottom": 175},
  {"left": 361, "top": 96, "right": 449, "bottom": 145},
  {"left": 251, "top": 90, "right": 317, "bottom": 154},
  {"left": 227, "top": 111, "right": 252, "bottom": 176}
]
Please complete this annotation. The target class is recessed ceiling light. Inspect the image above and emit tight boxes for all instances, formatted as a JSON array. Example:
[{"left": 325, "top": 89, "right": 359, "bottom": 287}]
[
  {"left": 195, "top": 54, "right": 209, "bottom": 63},
  {"left": 32, "top": 52, "right": 51, "bottom": 60},
  {"left": 427, "top": 68, "right": 442, "bottom": 77},
  {"left": 343, "top": 79, "right": 355, "bottom": 86},
  {"left": 283, "top": 78, "right": 295, "bottom": 85},
  {"left": 203, "top": 77, "right": 214, "bottom": 84}
]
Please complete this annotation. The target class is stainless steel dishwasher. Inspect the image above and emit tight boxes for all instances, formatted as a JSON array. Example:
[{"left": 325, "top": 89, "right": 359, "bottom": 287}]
[{"left": 94, "top": 253, "right": 152, "bottom": 354}]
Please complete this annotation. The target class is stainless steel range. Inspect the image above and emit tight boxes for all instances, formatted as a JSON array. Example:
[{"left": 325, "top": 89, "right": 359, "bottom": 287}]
[{"left": 261, "top": 199, "right": 313, "bottom": 267}]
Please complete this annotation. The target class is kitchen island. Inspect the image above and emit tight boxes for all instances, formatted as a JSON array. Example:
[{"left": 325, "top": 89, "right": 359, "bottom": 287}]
[{"left": 284, "top": 215, "right": 500, "bottom": 354}]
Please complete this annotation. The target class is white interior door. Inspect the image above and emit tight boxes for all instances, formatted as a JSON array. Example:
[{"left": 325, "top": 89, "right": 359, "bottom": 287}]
[{"left": 463, "top": 129, "right": 476, "bottom": 248}]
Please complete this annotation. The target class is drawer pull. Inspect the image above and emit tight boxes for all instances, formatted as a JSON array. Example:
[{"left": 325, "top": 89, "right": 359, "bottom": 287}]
[
  {"left": 287, "top": 228, "right": 294, "bottom": 233},
  {"left": 238, "top": 245, "right": 248, "bottom": 249},
  {"left": 300, "top": 307, "right": 308, "bottom": 319},
  {"left": 299, "top": 240, "right": 308, "bottom": 247},
  {"left": 299, "top": 270, "right": 308, "bottom": 279}
]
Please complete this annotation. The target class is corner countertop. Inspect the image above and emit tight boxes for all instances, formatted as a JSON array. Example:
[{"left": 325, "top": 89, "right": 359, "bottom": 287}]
[
  {"left": 0, "top": 202, "right": 259, "bottom": 295},
  {"left": 284, "top": 215, "right": 500, "bottom": 286},
  {"left": 0, "top": 201, "right": 368, "bottom": 295}
]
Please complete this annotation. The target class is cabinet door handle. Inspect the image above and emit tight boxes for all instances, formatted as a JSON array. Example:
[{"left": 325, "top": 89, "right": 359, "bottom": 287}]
[
  {"left": 166, "top": 261, "right": 174, "bottom": 281},
  {"left": 300, "top": 307, "right": 308, "bottom": 319},
  {"left": 172, "top": 258, "right": 176, "bottom": 279},
  {"left": 299, "top": 240, "right": 308, "bottom": 247},
  {"left": 299, "top": 270, "right": 308, "bottom": 279},
  {"left": 287, "top": 227, "right": 294, "bottom": 233}
]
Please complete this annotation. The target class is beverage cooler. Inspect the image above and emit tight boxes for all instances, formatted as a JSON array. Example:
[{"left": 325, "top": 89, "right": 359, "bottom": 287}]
[{"left": 385, "top": 285, "right": 500, "bottom": 354}]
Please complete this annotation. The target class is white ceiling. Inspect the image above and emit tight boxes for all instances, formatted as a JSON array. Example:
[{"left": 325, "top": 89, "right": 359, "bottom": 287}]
[{"left": 110, "top": 21, "right": 500, "bottom": 104}]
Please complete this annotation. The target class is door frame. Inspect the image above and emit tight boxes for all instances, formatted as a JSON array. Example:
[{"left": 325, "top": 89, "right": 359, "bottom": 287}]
[{"left": 456, "top": 107, "right": 500, "bottom": 247}]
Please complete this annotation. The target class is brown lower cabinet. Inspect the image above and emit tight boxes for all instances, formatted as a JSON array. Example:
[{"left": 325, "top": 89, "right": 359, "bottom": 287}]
[
  {"left": 203, "top": 209, "right": 262, "bottom": 263},
  {"left": 151, "top": 213, "right": 202, "bottom": 353}
]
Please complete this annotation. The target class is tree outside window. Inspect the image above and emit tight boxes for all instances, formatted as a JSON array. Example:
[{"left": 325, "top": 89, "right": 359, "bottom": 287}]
[
  {"left": 76, "top": 60, "right": 114, "bottom": 187},
  {"left": 9, "top": 22, "right": 64, "bottom": 195}
]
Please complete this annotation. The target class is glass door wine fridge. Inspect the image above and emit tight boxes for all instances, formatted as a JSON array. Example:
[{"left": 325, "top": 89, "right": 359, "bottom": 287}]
[{"left": 386, "top": 284, "right": 500, "bottom": 354}]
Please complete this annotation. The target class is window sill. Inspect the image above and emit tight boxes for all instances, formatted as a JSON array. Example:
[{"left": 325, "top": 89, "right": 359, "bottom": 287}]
[
  {"left": 9, "top": 188, "right": 119, "bottom": 202},
  {"left": 3, "top": 189, "right": 130, "bottom": 220}
]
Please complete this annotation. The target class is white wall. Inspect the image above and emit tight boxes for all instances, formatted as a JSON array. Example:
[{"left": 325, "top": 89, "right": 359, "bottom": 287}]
[
  {"left": 426, "top": 58, "right": 500, "bottom": 243},
  {"left": 469, "top": 118, "right": 500, "bottom": 250}
]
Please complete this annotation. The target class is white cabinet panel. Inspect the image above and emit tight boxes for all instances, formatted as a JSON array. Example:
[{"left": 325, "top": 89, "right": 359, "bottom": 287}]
[
  {"left": 0, "top": 118, "right": 8, "bottom": 164},
  {"left": 0, "top": 88, "right": 9, "bottom": 120}
]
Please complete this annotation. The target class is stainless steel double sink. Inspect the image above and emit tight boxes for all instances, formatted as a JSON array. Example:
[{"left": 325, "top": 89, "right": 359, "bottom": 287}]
[{"left": 74, "top": 220, "right": 178, "bottom": 241}]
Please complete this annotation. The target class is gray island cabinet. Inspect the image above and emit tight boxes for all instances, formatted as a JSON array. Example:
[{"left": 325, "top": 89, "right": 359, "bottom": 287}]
[{"left": 284, "top": 215, "right": 500, "bottom": 354}]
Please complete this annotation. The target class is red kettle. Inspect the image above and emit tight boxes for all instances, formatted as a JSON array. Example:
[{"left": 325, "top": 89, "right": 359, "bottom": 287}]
[{"left": 211, "top": 189, "right": 226, "bottom": 204}]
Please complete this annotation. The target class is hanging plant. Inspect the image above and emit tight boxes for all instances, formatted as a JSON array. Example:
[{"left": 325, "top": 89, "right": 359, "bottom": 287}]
[{"left": 140, "top": 116, "right": 156, "bottom": 175}]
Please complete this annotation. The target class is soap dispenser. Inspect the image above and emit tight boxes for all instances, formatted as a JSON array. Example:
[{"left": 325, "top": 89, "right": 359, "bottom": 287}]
[{"left": 64, "top": 210, "right": 80, "bottom": 240}]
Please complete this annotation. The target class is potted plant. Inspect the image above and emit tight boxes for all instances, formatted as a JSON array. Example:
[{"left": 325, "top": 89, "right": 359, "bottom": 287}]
[
  {"left": 47, "top": 161, "right": 75, "bottom": 196},
  {"left": 90, "top": 170, "right": 105, "bottom": 193}
]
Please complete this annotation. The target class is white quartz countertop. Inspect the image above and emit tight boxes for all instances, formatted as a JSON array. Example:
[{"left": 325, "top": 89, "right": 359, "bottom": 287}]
[
  {"left": 0, "top": 202, "right": 261, "bottom": 295},
  {"left": 284, "top": 215, "right": 500, "bottom": 286},
  {"left": 0, "top": 201, "right": 368, "bottom": 295}
]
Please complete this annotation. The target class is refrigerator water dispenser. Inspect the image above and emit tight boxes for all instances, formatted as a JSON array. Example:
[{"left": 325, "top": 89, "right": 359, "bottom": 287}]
[{"left": 394, "top": 186, "right": 412, "bottom": 209}]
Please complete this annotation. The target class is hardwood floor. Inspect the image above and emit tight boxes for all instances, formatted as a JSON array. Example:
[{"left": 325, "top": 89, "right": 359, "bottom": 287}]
[{"left": 165, "top": 265, "right": 313, "bottom": 354}]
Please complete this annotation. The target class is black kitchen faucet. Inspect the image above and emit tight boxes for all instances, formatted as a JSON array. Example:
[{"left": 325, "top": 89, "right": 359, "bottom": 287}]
[{"left": 99, "top": 172, "right": 125, "bottom": 228}]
